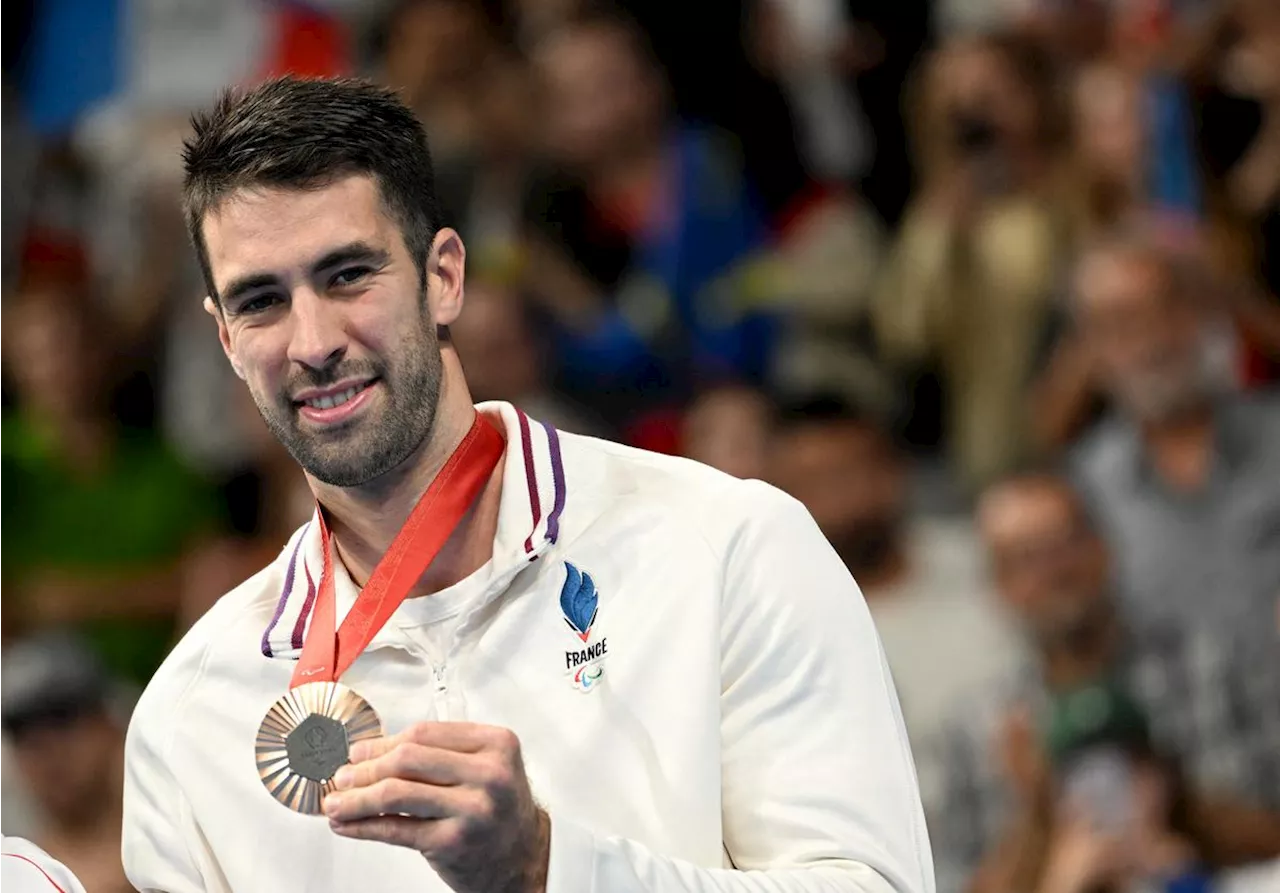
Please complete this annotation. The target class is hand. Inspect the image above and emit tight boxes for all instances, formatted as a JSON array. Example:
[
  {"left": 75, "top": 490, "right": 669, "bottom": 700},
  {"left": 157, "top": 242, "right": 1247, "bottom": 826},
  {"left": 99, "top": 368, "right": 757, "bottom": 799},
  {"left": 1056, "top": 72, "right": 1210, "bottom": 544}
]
[
  {"left": 1038, "top": 819, "right": 1124, "bottom": 893},
  {"left": 323, "top": 722, "right": 550, "bottom": 893},
  {"left": 997, "top": 705, "right": 1050, "bottom": 810}
]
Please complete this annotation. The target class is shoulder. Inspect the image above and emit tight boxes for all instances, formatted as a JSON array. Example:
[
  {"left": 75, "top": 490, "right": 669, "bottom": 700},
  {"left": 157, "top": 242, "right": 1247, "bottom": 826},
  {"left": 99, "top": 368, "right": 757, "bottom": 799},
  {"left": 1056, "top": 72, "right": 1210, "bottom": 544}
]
[
  {"left": 559, "top": 432, "right": 808, "bottom": 547},
  {"left": 1068, "top": 413, "right": 1133, "bottom": 490},
  {"left": 1230, "top": 387, "right": 1280, "bottom": 437}
]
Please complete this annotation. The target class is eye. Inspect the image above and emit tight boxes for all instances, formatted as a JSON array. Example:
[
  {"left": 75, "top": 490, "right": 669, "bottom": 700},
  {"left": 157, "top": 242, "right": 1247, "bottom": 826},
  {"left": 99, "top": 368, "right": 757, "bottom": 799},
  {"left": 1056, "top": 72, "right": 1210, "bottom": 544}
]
[
  {"left": 330, "top": 266, "right": 373, "bottom": 289},
  {"left": 237, "top": 294, "right": 283, "bottom": 315}
]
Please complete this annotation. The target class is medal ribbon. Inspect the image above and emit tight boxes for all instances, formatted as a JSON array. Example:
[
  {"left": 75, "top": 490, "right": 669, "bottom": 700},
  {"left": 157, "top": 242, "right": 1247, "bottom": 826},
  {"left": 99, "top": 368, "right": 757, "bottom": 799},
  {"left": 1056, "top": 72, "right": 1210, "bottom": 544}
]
[{"left": 290, "top": 414, "right": 505, "bottom": 688}]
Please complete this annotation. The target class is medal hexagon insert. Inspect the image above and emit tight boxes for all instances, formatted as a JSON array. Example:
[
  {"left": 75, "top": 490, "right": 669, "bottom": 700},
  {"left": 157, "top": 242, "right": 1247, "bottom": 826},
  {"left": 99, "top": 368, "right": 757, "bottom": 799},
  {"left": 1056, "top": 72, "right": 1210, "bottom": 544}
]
[{"left": 285, "top": 713, "right": 350, "bottom": 782}]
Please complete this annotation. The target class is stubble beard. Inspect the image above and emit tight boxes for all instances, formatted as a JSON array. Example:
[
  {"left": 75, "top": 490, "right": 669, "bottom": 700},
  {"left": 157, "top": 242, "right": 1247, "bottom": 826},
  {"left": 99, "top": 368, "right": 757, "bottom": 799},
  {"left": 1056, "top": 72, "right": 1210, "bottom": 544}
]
[{"left": 252, "top": 319, "right": 444, "bottom": 488}]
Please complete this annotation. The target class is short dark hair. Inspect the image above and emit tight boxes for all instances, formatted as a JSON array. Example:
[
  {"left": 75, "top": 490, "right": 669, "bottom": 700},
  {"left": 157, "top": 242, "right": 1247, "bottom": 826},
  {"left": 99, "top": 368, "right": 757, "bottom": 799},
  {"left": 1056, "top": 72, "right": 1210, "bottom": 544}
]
[{"left": 182, "top": 76, "right": 443, "bottom": 302}]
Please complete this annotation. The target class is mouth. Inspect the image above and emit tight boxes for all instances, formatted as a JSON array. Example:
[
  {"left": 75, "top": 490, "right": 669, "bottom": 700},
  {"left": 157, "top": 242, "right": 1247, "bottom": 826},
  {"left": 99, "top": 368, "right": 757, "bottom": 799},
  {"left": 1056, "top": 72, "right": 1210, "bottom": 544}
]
[{"left": 293, "top": 379, "right": 379, "bottom": 425}]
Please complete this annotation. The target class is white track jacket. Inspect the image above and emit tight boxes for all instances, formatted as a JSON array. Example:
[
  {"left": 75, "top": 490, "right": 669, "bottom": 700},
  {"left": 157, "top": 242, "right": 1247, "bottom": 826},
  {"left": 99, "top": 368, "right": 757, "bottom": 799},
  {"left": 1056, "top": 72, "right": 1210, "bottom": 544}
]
[{"left": 122, "top": 402, "right": 935, "bottom": 893}]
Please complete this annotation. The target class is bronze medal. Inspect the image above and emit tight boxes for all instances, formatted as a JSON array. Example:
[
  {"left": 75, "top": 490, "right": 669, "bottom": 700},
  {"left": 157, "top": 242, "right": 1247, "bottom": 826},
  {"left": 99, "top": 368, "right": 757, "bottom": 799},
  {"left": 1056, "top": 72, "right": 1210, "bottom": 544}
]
[{"left": 255, "top": 681, "right": 382, "bottom": 814}]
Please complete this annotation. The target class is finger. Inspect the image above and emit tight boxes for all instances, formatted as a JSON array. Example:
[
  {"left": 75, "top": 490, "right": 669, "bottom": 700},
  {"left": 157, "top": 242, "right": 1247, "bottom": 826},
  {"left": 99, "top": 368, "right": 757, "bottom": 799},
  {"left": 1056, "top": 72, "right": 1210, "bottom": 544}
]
[
  {"left": 399, "top": 721, "right": 516, "bottom": 755},
  {"left": 323, "top": 776, "right": 474, "bottom": 823},
  {"left": 328, "top": 814, "right": 429, "bottom": 850},
  {"left": 331, "top": 814, "right": 467, "bottom": 858},
  {"left": 334, "top": 741, "right": 470, "bottom": 791},
  {"left": 347, "top": 723, "right": 491, "bottom": 764}
]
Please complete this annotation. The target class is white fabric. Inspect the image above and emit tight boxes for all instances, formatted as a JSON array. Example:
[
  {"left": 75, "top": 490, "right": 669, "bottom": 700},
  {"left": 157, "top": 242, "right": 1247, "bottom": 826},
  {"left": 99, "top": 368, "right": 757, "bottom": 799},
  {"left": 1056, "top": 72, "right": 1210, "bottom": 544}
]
[
  {"left": 2, "top": 837, "right": 89, "bottom": 893},
  {"left": 122, "top": 402, "right": 936, "bottom": 893}
]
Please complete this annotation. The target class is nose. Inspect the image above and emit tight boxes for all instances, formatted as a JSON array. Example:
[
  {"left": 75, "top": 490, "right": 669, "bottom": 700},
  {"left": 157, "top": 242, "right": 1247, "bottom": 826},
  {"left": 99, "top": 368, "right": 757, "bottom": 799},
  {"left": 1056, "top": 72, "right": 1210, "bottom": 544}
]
[{"left": 286, "top": 290, "right": 346, "bottom": 371}]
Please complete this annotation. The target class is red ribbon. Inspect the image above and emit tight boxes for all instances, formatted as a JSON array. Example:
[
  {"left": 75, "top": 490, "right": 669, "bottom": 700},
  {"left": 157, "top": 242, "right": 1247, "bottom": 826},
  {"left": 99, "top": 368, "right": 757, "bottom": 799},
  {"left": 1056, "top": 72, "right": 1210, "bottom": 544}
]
[{"left": 290, "top": 414, "right": 505, "bottom": 688}]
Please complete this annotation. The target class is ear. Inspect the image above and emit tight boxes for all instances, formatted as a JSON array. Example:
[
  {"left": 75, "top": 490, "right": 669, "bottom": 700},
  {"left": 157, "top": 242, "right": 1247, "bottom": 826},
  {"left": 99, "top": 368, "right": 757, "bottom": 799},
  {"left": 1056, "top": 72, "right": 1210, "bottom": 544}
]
[
  {"left": 205, "top": 296, "right": 246, "bottom": 380},
  {"left": 426, "top": 228, "right": 467, "bottom": 329}
]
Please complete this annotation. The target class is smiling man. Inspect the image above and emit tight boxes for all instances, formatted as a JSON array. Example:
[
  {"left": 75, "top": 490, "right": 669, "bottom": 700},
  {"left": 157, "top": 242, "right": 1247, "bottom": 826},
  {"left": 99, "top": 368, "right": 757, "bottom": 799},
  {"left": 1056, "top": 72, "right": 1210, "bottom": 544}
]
[{"left": 120, "top": 77, "right": 934, "bottom": 893}]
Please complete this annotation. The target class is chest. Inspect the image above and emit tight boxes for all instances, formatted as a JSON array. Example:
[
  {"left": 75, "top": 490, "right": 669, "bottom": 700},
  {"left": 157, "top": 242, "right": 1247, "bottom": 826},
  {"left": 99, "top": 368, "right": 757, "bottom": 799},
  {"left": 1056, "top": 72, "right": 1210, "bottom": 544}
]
[{"left": 172, "top": 541, "right": 730, "bottom": 890}]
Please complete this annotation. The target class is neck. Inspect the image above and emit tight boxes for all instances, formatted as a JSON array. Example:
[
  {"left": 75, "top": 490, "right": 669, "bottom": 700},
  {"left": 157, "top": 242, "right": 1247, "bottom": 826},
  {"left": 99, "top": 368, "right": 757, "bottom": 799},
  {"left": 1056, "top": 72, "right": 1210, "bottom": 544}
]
[
  {"left": 1040, "top": 609, "right": 1120, "bottom": 689},
  {"left": 309, "top": 357, "right": 504, "bottom": 596},
  {"left": 1141, "top": 402, "right": 1214, "bottom": 492}
]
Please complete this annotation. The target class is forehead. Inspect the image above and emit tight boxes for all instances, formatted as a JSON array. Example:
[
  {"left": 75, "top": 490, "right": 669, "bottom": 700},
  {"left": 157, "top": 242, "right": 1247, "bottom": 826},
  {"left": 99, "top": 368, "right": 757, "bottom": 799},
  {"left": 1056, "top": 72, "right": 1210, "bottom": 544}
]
[
  {"left": 201, "top": 175, "right": 400, "bottom": 291},
  {"left": 980, "top": 482, "right": 1077, "bottom": 543},
  {"left": 1076, "top": 248, "right": 1167, "bottom": 311}
]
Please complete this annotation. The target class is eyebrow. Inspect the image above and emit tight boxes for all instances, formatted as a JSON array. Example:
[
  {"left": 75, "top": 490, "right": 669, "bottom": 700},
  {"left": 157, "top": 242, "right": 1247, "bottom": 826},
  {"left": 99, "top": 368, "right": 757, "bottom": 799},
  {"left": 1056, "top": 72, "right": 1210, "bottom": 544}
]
[{"left": 219, "top": 241, "right": 391, "bottom": 307}]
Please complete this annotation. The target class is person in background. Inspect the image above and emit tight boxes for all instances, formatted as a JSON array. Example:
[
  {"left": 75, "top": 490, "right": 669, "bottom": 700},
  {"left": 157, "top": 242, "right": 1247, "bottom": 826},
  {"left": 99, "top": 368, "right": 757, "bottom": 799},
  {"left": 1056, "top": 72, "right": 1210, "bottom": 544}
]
[
  {"left": 0, "top": 274, "right": 228, "bottom": 686},
  {"left": 449, "top": 277, "right": 606, "bottom": 437},
  {"left": 874, "top": 31, "right": 1069, "bottom": 493},
  {"left": 1032, "top": 683, "right": 1226, "bottom": 893},
  {"left": 769, "top": 395, "right": 1022, "bottom": 832},
  {"left": 681, "top": 383, "right": 774, "bottom": 481},
  {"left": 375, "top": 0, "right": 497, "bottom": 170},
  {"left": 1, "top": 632, "right": 131, "bottom": 893},
  {"left": 937, "top": 472, "right": 1280, "bottom": 893},
  {"left": 1066, "top": 227, "right": 1280, "bottom": 643},
  {"left": 522, "top": 6, "right": 776, "bottom": 431}
]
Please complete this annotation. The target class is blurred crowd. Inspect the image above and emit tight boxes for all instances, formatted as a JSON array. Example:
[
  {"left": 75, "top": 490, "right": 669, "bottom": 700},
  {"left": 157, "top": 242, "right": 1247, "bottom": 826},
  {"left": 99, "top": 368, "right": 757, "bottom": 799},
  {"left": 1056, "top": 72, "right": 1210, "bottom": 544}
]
[{"left": 2, "top": 1, "right": 1280, "bottom": 892}]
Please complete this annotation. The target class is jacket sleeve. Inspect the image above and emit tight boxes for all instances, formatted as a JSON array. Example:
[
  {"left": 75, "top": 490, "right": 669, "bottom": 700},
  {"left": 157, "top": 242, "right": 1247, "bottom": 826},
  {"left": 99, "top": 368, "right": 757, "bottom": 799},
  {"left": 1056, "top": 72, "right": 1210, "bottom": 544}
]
[
  {"left": 121, "top": 671, "right": 208, "bottom": 892},
  {"left": 545, "top": 482, "right": 936, "bottom": 893}
]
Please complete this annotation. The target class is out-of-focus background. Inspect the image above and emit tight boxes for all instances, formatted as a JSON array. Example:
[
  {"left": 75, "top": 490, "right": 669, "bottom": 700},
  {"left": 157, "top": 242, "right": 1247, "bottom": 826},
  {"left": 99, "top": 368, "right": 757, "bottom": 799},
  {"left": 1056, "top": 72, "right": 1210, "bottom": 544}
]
[{"left": 2, "top": 1, "right": 1279, "bottom": 891}]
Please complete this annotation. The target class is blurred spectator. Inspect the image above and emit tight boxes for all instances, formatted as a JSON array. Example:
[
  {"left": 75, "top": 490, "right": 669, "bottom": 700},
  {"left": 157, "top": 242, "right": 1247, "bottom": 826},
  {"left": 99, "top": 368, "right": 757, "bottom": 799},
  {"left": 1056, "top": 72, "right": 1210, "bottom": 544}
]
[
  {"left": 375, "top": 0, "right": 495, "bottom": 166},
  {"left": 175, "top": 387, "right": 314, "bottom": 632},
  {"left": 434, "top": 50, "right": 537, "bottom": 283},
  {"left": 1190, "top": 0, "right": 1280, "bottom": 380},
  {"left": 745, "top": 0, "right": 871, "bottom": 186},
  {"left": 681, "top": 384, "right": 774, "bottom": 481},
  {"left": 875, "top": 32, "right": 1069, "bottom": 492},
  {"left": 936, "top": 472, "right": 1280, "bottom": 893},
  {"left": 521, "top": 7, "right": 776, "bottom": 429},
  {"left": 1, "top": 632, "right": 130, "bottom": 893},
  {"left": 1066, "top": 228, "right": 1280, "bottom": 642},
  {"left": 0, "top": 277, "right": 226, "bottom": 686},
  {"left": 769, "top": 396, "right": 1022, "bottom": 828},
  {"left": 451, "top": 278, "right": 606, "bottom": 436},
  {"left": 1030, "top": 683, "right": 1248, "bottom": 893}
]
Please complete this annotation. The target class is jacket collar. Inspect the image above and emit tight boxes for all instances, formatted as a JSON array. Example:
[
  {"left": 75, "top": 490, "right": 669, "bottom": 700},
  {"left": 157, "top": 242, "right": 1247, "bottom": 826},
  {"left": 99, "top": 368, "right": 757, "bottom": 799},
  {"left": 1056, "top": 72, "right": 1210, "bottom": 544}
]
[{"left": 260, "top": 402, "right": 567, "bottom": 660}]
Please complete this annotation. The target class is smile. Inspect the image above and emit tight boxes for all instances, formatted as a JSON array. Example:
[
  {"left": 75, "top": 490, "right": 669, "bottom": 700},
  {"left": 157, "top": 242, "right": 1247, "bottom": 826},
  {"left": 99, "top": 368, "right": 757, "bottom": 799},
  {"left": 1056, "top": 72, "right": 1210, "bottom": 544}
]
[
  {"left": 301, "top": 384, "right": 367, "bottom": 410},
  {"left": 293, "top": 379, "right": 379, "bottom": 425}
]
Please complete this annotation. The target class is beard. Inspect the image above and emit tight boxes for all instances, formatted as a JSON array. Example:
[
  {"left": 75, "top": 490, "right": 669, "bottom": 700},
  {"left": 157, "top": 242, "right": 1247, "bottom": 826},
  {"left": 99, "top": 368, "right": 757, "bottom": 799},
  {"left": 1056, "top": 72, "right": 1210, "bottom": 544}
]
[
  {"left": 1114, "top": 339, "right": 1218, "bottom": 424},
  {"left": 1027, "top": 589, "right": 1111, "bottom": 652},
  {"left": 250, "top": 314, "right": 444, "bottom": 488}
]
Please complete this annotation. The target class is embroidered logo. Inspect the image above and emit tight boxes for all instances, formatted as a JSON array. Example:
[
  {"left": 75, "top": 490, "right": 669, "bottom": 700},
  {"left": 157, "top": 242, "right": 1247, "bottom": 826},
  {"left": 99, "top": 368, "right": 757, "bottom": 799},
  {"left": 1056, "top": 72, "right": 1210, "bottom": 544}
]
[
  {"left": 560, "top": 562, "right": 606, "bottom": 693},
  {"left": 560, "top": 562, "right": 598, "bottom": 642}
]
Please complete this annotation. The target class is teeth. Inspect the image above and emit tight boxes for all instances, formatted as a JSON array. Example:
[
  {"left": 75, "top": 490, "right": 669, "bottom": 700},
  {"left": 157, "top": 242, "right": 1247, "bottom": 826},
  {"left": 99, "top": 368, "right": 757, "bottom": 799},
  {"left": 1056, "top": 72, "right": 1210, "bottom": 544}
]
[{"left": 304, "top": 385, "right": 362, "bottom": 411}]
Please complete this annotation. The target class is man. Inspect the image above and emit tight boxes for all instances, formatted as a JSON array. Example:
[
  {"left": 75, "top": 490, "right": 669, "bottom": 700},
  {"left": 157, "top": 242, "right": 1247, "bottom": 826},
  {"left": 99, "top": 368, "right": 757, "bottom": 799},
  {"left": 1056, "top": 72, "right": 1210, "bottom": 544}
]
[
  {"left": 1068, "top": 227, "right": 1280, "bottom": 643},
  {"left": 3, "top": 836, "right": 89, "bottom": 893},
  {"left": 1, "top": 633, "right": 131, "bottom": 893},
  {"left": 120, "top": 77, "right": 933, "bottom": 893},
  {"left": 934, "top": 472, "right": 1280, "bottom": 893},
  {"left": 768, "top": 398, "right": 1022, "bottom": 830}
]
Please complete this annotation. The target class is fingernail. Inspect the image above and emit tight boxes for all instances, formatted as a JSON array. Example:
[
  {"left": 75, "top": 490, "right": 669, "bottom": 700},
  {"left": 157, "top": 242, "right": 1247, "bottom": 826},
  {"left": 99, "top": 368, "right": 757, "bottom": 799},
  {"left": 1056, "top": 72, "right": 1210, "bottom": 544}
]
[
  {"left": 323, "top": 793, "right": 342, "bottom": 816},
  {"left": 333, "top": 767, "right": 353, "bottom": 790}
]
